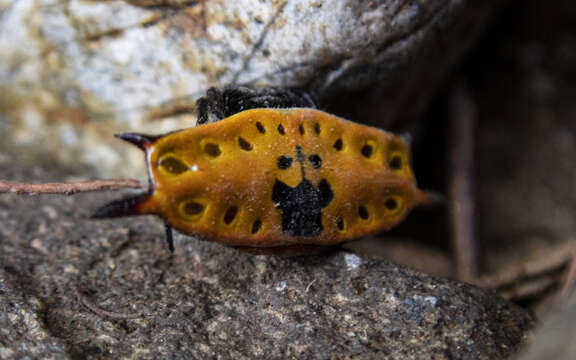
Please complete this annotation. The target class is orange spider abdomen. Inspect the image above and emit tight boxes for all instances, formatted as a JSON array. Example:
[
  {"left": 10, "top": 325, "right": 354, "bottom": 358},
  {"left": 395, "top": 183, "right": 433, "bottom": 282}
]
[{"left": 95, "top": 108, "right": 428, "bottom": 250}]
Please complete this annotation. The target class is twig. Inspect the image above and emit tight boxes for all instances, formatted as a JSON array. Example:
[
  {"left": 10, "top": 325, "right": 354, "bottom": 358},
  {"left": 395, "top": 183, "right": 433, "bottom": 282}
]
[
  {"left": 449, "top": 80, "right": 480, "bottom": 282},
  {"left": 73, "top": 285, "right": 144, "bottom": 320},
  {"left": 0, "top": 179, "right": 141, "bottom": 195}
]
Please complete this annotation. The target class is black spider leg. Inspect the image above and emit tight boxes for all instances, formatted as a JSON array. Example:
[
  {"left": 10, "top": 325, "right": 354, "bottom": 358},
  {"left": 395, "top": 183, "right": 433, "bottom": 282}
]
[
  {"left": 196, "top": 86, "right": 318, "bottom": 125},
  {"left": 196, "top": 86, "right": 254, "bottom": 124},
  {"left": 164, "top": 222, "right": 174, "bottom": 253},
  {"left": 196, "top": 87, "right": 228, "bottom": 125},
  {"left": 247, "top": 87, "right": 317, "bottom": 109}
]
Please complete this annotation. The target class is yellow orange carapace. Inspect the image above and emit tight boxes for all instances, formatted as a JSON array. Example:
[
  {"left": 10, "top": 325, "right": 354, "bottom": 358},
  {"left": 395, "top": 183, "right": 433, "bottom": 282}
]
[{"left": 94, "top": 108, "right": 429, "bottom": 253}]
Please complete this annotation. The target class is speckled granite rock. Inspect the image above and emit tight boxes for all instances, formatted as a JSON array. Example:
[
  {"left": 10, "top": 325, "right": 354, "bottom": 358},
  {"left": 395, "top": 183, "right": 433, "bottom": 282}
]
[
  {"left": 0, "top": 161, "right": 533, "bottom": 359},
  {"left": 0, "top": 0, "right": 508, "bottom": 176},
  {"left": 0, "top": 273, "right": 69, "bottom": 359}
]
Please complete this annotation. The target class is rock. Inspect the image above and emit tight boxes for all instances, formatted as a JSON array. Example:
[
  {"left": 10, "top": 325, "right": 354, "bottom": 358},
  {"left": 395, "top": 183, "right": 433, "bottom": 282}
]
[
  {"left": 516, "top": 292, "right": 576, "bottom": 360},
  {"left": 469, "top": 0, "right": 576, "bottom": 288},
  {"left": 0, "top": 0, "right": 509, "bottom": 177},
  {"left": 0, "top": 275, "right": 68, "bottom": 359},
  {"left": 0, "top": 161, "right": 533, "bottom": 359}
]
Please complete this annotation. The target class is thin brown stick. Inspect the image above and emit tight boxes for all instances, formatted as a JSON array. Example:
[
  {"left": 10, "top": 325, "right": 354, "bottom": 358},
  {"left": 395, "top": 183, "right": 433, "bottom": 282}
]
[
  {"left": 450, "top": 80, "right": 480, "bottom": 282},
  {"left": 73, "top": 285, "right": 143, "bottom": 320},
  {"left": 0, "top": 179, "right": 141, "bottom": 195}
]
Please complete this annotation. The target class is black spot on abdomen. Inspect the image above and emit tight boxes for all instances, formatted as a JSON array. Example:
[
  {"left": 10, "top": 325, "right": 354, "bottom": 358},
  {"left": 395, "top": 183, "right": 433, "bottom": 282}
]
[{"left": 272, "top": 178, "right": 333, "bottom": 237}]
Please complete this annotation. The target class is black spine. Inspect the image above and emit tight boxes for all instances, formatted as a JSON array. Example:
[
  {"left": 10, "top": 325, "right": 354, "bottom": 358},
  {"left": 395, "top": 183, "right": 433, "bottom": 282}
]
[
  {"left": 90, "top": 192, "right": 150, "bottom": 219},
  {"left": 164, "top": 222, "right": 175, "bottom": 252}
]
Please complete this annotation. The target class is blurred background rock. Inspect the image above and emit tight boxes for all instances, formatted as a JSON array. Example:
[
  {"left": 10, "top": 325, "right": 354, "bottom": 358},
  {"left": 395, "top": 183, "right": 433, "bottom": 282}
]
[{"left": 0, "top": 0, "right": 504, "bottom": 177}]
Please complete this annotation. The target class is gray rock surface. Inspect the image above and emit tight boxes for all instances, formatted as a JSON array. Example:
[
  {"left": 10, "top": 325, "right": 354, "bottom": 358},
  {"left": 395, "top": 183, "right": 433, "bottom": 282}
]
[
  {"left": 0, "top": 0, "right": 508, "bottom": 177},
  {"left": 517, "top": 292, "right": 576, "bottom": 360},
  {"left": 0, "top": 161, "right": 533, "bottom": 359},
  {"left": 0, "top": 272, "right": 69, "bottom": 359}
]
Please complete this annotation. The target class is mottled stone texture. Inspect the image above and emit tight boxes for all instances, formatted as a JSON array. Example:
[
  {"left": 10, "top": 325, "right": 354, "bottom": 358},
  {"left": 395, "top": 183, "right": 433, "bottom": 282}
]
[
  {"left": 0, "top": 0, "right": 507, "bottom": 176},
  {"left": 0, "top": 161, "right": 533, "bottom": 359},
  {"left": 0, "top": 274, "right": 69, "bottom": 359}
]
